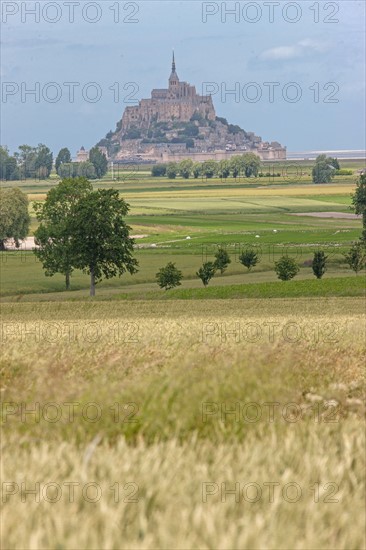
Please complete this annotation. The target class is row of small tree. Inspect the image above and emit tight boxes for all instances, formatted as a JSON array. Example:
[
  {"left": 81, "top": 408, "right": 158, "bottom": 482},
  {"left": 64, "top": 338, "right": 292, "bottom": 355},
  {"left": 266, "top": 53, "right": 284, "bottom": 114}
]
[
  {"left": 155, "top": 245, "right": 366, "bottom": 290},
  {"left": 151, "top": 153, "right": 261, "bottom": 180}
]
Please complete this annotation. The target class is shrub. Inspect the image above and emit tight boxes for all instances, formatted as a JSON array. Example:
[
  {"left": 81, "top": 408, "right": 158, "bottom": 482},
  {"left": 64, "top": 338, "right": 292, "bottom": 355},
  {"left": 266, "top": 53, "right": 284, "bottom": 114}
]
[{"left": 274, "top": 256, "right": 300, "bottom": 281}]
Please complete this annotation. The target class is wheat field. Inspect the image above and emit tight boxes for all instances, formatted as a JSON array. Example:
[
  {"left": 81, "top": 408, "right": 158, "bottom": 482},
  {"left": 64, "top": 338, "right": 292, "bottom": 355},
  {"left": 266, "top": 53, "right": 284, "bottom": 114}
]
[{"left": 1, "top": 298, "right": 365, "bottom": 549}]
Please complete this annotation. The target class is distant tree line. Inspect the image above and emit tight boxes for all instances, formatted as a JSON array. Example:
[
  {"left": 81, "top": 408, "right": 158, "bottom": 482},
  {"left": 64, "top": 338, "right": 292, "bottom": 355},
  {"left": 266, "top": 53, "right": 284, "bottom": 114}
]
[
  {"left": 151, "top": 153, "right": 261, "bottom": 180},
  {"left": 0, "top": 144, "right": 53, "bottom": 180},
  {"left": 0, "top": 145, "right": 108, "bottom": 181}
]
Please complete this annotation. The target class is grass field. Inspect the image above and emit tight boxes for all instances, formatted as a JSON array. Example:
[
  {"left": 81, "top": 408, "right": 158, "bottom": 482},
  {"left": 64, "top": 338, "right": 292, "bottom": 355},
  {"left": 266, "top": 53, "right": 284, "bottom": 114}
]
[{"left": 0, "top": 159, "right": 365, "bottom": 549}]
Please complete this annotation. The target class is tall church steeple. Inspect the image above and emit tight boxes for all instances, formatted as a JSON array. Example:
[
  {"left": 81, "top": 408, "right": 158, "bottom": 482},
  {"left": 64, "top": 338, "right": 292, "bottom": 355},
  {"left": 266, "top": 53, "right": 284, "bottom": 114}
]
[
  {"left": 172, "top": 51, "right": 176, "bottom": 73},
  {"left": 169, "top": 51, "right": 179, "bottom": 86}
]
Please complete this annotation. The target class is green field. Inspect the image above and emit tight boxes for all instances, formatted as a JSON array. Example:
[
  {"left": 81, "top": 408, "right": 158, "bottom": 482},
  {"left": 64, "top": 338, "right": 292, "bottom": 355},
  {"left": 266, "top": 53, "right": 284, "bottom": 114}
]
[{"left": 0, "top": 159, "right": 365, "bottom": 549}]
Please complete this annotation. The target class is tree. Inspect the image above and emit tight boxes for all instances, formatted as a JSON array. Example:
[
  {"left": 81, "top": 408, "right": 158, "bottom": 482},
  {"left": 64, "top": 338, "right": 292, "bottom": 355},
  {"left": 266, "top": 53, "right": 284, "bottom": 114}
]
[
  {"left": 274, "top": 256, "right": 300, "bottom": 281},
  {"left": 217, "top": 160, "right": 230, "bottom": 180},
  {"left": 166, "top": 162, "right": 178, "bottom": 179},
  {"left": 58, "top": 163, "right": 78, "bottom": 179},
  {"left": 239, "top": 248, "right": 260, "bottom": 271},
  {"left": 151, "top": 164, "right": 166, "bottom": 177},
  {"left": 196, "top": 261, "right": 216, "bottom": 287},
  {"left": 0, "top": 147, "right": 19, "bottom": 180},
  {"left": 192, "top": 163, "right": 201, "bottom": 179},
  {"left": 352, "top": 173, "right": 366, "bottom": 242},
  {"left": 241, "top": 152, "right": 260, "bottom": 177},
  {"left": 34, "top": 144, "right": 53, "bottom": 178},
  {"left": 329, "top": 157, "right": 340, "bottom": 170},
  {"left": 230, "top": 156, "right": 242, "bottom": 178},
  {"left": 214, "top": 247, "right": 231, "bottom": 274},
  {"left": 17, "top": 144, "right": 37, "bottom": 178},
  {"left": 55, "top": 148, "right": 71, "bottom": 173},
  {"left": 344, "top": 242, "right": 366, "bottom": 275},
  {"left": 0, "top": 188, "right": 30, "bottom": 250},
  {"left": 69, "top": 189, "right": 138, "bottom": 296},
  {"left": 179, "top": 159, "right": 193, "bottom": 179},
  {"left": 201, "top": 160, "right": 217, "bottom": 179},
  {"left": 312, "top": 154, "right": 336, "bottom": 183},
  {"left": 77, "top": 161, "right": 96, "bottom": 179},
  {"left": 312, "top": 250, "right": 328, "bottom": 279},
  {"left": 34, "top": 178, "right": 93, "bottom": 290},
  {"left": 89, "top": 147, "right": 108, "bottom": 178},
  {"left": 156, "top": 262, "right": 183, "bottom": 290}
]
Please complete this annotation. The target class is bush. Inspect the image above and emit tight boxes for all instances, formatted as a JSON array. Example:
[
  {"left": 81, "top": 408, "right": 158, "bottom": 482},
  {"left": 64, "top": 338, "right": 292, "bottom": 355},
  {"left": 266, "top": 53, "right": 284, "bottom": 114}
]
[
  {"left": 335, "top": 169, "right": 353, "bottom": 176},
  {"left": 274, "top": 256, "right": 300, "bottom": 281}
]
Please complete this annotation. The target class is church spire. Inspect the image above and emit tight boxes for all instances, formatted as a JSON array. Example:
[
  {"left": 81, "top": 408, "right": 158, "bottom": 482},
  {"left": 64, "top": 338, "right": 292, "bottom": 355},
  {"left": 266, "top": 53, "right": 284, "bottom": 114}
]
[{"left": 169, "top": 50, "right": 179, "bottom": 84}]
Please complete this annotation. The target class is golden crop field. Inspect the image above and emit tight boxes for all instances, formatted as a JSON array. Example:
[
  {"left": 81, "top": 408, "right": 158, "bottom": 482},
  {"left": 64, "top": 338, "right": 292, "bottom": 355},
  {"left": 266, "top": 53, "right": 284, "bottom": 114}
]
[{"left": 1, "top": 298, "right": 365, "bottom": 549}]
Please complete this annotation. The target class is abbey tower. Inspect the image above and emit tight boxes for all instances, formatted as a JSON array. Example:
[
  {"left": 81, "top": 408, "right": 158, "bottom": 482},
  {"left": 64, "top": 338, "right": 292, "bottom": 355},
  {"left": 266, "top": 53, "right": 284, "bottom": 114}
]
[
  {"left": 98, "top": 54, "right": 286, "bottom": 162},
  {"left": 121, "top": 53, "right": 216, "bottom": 131}
]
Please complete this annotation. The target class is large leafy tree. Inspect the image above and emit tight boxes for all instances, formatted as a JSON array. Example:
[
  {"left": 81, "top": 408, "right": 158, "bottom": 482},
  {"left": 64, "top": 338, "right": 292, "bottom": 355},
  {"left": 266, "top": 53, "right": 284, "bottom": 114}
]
[
  {"left": 89, "top": 147, "right": 108, "bottom": 178},
  {"left": 241, "top": 152, "right": 260, "bottom": 177},
  {"left": 17, "top": 145, "right": 37, "bottom": 178},
  {"left": 352, "top": 173, "right": 366, "bottom": 243},
  {"left": 55, "top": 148, "right": 72, "bottom": 173},
  {"left": 312, "top": 154, "right": 337, "bottom": 184},
  {"left": 179, "top": 159, "right": 193, "bottom": 179},
  {"left": 35, "top": 144, "right": 53, "bottom": 178},
  {"left": 34, "top": 178, "right": 93, "bottom": 290},
  {"left": 0, "top": 147, "right": 19, "bottom": 180},
  {"left": 0, "top": 188, "right": 30, "bottom": 250},
  {"left": 230, "top": 156, "right": 242, "bottom": 178},
  {"left": 201, "top": 160, "right": 216, "bottom": 179},
  {"left": 69, "top": 189, "right": 138, "bottom": 296}
]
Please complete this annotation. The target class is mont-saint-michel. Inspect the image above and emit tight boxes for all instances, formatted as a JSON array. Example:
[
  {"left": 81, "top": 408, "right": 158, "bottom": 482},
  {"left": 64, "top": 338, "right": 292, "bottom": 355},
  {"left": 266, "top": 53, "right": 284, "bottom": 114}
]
[{"left": 98, "top": 54, "right": 286, "bottom": 163}]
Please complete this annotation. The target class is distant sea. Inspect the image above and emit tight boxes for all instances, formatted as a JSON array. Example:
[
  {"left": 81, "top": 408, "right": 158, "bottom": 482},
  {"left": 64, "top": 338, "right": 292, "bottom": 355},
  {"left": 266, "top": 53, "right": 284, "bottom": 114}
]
[{"left": 287, "top": 150, "right": 366, "bottom": 160}]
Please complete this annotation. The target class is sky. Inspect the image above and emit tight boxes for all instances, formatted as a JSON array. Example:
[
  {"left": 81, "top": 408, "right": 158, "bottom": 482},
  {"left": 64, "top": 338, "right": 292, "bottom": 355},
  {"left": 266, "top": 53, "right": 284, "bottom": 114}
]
[{"left": 1, "top": 0, "right": 365, "bottom": 155}]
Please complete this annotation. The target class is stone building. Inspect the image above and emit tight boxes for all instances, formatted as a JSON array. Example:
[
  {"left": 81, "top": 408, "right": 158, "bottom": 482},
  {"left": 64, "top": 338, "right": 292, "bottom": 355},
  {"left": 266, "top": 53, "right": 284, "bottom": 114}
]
[
  {"left": 99, "top": 54, "right": 286, "bottom": 162},
  {"left": 121, "top": 53, "right": 216, "bottom": 131},
  {"left": 76, "top": 146, "right": 89, "bottom": 162}
]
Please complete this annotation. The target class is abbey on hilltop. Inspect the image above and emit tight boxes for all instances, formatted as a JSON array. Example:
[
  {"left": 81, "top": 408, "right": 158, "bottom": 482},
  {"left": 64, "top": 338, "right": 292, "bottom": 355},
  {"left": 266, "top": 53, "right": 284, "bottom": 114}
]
[{"left": 97, "top": 54, "right": 286, "bottom": 163}]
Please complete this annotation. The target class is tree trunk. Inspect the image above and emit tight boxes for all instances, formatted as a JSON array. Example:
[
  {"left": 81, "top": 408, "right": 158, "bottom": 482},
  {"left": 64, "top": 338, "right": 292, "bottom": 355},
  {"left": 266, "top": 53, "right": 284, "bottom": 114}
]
[
  {"left": 65, "top": 271, "right": 70, "bottom": 291},
  {"left": 90, "top": 267, "right": 96, "bottom": 297}
]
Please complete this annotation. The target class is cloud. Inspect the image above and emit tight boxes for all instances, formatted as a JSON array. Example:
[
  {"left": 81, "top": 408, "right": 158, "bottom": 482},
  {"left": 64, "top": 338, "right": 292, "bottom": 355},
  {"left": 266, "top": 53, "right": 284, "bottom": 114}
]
[{"left": 259, "top": 39, "right": 330, "bottom": 61}]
